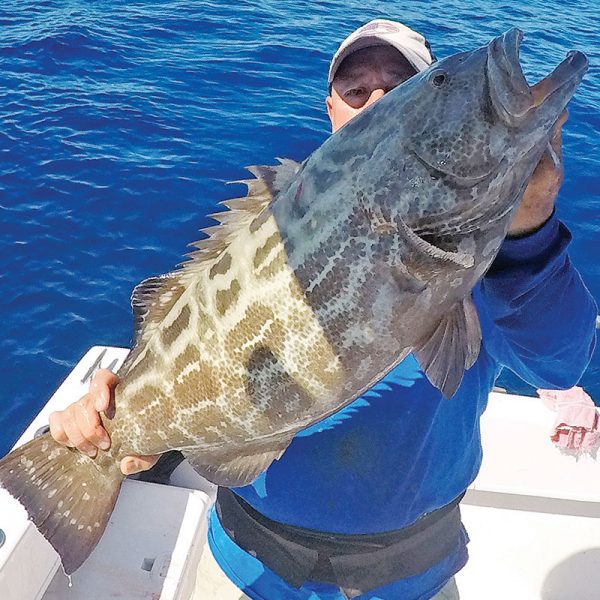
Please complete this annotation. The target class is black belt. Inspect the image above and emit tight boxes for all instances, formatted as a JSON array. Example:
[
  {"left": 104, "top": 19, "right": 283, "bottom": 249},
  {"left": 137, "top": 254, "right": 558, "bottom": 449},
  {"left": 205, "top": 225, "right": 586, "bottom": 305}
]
[{"left": 215, "top": 487, "right": 465, "bottom": 598}]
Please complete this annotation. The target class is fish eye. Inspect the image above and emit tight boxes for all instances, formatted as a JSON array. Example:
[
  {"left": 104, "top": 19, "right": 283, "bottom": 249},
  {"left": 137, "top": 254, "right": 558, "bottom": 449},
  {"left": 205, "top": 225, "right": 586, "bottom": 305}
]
[{"left": 428, "top": 70, "right": 448, "bottom": 88}]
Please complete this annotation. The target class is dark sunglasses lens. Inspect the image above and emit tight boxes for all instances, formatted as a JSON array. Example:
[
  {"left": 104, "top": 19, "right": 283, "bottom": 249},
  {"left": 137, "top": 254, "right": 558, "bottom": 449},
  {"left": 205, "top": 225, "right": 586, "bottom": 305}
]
[{"left": 345, "top": 95, "right": 368, "bottom": 109}]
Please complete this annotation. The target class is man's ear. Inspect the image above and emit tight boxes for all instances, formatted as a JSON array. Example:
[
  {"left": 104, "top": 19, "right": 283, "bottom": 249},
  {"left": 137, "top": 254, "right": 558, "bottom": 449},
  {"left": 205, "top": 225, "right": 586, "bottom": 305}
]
[{"left": 325, "top": 96, "right": 334, "bottom": 126}]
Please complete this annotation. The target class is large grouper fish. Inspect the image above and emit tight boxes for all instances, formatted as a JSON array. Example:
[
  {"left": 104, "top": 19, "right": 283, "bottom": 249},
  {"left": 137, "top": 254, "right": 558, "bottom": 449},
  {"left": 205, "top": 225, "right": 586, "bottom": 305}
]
[{"left": 0, "top": 29, "right": 588, "bottom": 574}]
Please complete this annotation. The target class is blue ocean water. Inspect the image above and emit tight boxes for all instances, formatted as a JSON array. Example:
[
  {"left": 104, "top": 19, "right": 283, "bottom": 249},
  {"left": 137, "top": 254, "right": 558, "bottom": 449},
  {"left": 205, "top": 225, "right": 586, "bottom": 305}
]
[{"left": 1, "top": 1, "right": 598, "bottom": 456}]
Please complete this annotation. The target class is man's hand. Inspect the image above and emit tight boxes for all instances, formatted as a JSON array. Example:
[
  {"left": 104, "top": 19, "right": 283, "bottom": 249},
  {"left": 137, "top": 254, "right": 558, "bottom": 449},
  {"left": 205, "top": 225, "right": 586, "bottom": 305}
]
[
  {"left": 507, "top": 110, "right": 568, "bottom": 237},
  {"left": 49, "top": 368, "right": 160, "bottom": 475}
]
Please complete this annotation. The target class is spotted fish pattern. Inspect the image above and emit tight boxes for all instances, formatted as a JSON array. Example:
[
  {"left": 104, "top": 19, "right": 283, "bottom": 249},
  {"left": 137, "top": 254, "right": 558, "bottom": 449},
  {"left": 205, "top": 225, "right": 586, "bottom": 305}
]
[{"left": 112, "top": 176, "right": 347, "bottom": 460}]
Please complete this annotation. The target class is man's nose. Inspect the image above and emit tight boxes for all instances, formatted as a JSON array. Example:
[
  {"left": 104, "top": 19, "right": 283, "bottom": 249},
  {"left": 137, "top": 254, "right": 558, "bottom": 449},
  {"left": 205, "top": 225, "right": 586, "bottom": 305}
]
[{"left": 364, "top": 88, "right": 386, "bottom": 108}]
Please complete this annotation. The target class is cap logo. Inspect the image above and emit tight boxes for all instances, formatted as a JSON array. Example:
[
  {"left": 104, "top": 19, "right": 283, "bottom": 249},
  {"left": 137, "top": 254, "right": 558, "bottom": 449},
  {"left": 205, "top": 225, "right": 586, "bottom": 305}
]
[{"left": 360, "top": 22, "right": 399, "bottom": 35}]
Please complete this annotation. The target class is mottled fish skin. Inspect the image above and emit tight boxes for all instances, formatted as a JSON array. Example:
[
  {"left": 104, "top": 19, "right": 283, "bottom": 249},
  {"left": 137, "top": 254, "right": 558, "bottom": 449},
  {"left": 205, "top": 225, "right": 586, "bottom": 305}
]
[
  {"left": 106, "top": 30, "right": 587, "bottom": 459},
  {"left": 110, "top": 204, "right": 346, "bottom": 455},
  {"left": 0, "top": 29, "right": 588, "bottom": 574}
]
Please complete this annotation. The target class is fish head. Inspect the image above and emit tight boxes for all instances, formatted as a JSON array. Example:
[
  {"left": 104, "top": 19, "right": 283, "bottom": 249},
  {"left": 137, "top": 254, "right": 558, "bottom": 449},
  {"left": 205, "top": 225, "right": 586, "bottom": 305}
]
[{"left": 402, "top": 28, "right": 588, "bottom": 190}]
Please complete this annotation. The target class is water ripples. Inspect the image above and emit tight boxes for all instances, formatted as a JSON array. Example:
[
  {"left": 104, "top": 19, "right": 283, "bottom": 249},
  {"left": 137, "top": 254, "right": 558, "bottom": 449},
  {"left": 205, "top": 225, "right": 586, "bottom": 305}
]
[{"left": 1, "top": 0, "right": 599, "bottom": 453}]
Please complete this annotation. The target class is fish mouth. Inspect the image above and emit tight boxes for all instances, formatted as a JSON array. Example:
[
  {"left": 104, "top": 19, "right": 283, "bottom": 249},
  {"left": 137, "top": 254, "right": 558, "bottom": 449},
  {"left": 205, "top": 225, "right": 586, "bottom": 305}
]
[{"left": 487, "top": 28, "right": 588, "bottom": 125}]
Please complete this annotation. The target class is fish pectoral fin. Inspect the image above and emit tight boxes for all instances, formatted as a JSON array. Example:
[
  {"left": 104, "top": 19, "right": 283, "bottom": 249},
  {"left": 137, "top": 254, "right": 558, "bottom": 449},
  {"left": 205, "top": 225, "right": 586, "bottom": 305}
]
[
  {"left": 182, "top": 441, "right": 291, "bottom": 487},
  {"left": 413, "top": 295, "right": 482, "bottom": 399}
]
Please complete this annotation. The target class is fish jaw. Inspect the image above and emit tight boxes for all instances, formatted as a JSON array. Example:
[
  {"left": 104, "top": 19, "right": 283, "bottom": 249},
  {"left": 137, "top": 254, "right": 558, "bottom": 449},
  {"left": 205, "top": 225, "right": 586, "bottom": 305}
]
[
  {"left": 487, "top": 28, "right": 588, "bottom": 127},
  {"left": 487, "top": 28, "right": 532, "bottom": 124}
]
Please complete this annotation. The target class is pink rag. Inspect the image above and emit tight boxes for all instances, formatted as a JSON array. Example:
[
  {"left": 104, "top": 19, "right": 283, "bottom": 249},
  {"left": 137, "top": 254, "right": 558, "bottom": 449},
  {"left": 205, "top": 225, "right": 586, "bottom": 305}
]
[{"left": 537, "top": 387, "right": 600, "bottom": 452}]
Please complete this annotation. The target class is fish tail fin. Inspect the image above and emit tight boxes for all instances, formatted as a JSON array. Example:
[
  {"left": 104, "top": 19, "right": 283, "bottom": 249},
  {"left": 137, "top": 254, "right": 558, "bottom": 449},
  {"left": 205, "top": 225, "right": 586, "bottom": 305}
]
[{"left": 0, "top": 433, "right": 124, "bottom": 574}]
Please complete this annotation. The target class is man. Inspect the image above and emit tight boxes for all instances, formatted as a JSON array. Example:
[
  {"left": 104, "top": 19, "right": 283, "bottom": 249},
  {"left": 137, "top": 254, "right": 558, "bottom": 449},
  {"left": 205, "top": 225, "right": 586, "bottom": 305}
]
[{"left": 49, "top": 19, "right": 597, "bottom": 600}]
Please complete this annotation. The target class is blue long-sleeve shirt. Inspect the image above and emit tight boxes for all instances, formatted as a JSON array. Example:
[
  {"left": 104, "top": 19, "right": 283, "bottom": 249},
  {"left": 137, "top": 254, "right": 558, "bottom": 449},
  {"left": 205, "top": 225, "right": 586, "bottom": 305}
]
[{"left": 209, "top": 214, "right": 597, "bottom": 600}]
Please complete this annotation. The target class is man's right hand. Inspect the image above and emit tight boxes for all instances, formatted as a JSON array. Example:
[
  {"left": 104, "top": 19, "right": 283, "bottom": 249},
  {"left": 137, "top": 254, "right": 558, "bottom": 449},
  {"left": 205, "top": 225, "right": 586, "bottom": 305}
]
[{"left": 49, "top": 369, "right": 160, "bottom": 475}]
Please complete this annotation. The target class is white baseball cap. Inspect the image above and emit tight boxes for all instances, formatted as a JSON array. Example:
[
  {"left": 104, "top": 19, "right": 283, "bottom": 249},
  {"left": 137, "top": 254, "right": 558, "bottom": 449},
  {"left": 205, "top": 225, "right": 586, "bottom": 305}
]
[{"left": 328, "top": 19, "right": 436, "bottom": 86}]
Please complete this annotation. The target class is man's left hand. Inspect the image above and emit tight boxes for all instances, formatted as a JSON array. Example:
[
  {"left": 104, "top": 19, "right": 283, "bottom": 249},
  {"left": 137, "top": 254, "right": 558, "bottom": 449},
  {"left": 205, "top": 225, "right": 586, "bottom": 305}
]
[{"left": 507, "top": 110, "right": 568, "bottom": 237}]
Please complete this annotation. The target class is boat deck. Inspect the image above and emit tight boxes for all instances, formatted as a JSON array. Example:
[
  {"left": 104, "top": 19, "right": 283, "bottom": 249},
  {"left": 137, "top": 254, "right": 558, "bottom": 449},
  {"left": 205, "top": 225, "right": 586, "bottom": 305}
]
[{"left": 1, "top": 346, "right": 599, "bottom": 599}]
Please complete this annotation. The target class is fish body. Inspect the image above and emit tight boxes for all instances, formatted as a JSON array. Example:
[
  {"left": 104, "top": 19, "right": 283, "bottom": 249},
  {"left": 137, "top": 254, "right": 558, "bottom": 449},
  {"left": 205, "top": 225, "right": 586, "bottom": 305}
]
[{"left": 0, "top": 29, "right": 588, "bottom": 574}]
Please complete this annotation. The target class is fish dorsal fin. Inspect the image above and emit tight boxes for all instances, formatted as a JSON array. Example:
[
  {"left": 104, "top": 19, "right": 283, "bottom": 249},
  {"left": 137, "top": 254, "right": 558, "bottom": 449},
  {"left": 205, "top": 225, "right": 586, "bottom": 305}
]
[
  {"left": 130, "top": 274, "right": 183, "bottom": 343},
  {"left": 182, "top": 158, "right": 302, "bottom": 268},
  {"left": 413, "top": 295, "right": 482, "bottom": 399},
  {"left": 119, "top": 159, "right": 301, "bottom": 376},
  {"left": 119, "top": 273, "right": 188, "bottom": 375},
  {"left": 182, "top": 440, "right": 292, "bottom": 487},
  {"left": 247, "top": 158, "right": 303, "bottom": 195}
]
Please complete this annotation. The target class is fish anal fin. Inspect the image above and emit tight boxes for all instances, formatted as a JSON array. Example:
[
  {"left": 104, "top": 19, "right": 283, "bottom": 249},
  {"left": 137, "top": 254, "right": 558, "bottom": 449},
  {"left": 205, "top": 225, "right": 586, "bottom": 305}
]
[
  {"left": 183, "top": 441, "right": 291, "bottom": 487},
  {"left": 413, "top": 295, "right": 482, "bottom": 398}
]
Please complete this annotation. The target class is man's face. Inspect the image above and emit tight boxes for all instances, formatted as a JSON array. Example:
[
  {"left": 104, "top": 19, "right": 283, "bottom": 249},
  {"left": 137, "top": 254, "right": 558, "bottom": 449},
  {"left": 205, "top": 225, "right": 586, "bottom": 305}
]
[{"left": 326, "top": 45, "right": 417, "bottom": 132}]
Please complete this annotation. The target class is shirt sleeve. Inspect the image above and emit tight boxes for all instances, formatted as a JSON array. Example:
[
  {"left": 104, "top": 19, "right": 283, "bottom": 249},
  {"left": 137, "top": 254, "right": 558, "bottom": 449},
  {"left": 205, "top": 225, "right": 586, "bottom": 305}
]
[{"left": 476, "top": 213, "right": 597, "bottom": 389}]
